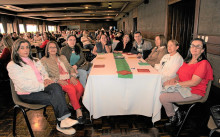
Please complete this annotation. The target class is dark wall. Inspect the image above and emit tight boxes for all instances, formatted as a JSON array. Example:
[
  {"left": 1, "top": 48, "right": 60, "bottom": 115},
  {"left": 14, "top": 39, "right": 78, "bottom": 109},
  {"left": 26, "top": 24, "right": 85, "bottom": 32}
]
[
  {"left": 117, "top": 0, "right": 166, "bottom": 40},
  {"left": 198, "top": 0, "right": 220, "bottom": 87}
]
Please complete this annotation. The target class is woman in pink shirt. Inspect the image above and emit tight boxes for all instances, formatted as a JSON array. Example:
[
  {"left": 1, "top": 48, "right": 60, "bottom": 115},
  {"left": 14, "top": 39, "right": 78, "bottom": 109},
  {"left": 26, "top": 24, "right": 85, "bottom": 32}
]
[{"left": 160, "top": 38, "right": 213, "bottom": 126}]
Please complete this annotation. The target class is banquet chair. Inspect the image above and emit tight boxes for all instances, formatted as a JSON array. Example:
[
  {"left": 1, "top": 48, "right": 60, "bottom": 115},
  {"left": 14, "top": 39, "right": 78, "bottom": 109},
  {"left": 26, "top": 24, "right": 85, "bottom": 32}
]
[
  {"left": 10, "top": 79, "right": 47, "bottom": 137},
  {"left": 175, "top": 80, "right": 212, "bottom": 137},
  {"left": 208, "top": 116, "right": 220, "bottom": 137}
]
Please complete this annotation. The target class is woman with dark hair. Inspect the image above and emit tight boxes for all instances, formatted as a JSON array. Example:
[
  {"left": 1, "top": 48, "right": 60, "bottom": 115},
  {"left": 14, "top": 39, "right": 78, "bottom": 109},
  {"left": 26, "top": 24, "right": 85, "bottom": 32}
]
[
  {"left": 114, "top": 34, "right": 132, "bottom": 53},
  {"left": 145, "top": 35, "right": 167, "bottom": 67},
  {"left": 92, "top": 34, "right": 111, "bottom": 55},
  {"left": 39, "top": 32, "right": 50, "bottom": 49},
  {"left": 159, "top": 38, "right": 213, "bottom": 126},
  {"left": 41, "top": 41, "right": 85, "bottom": 124},
  {"left": 61, "top": 35, "right": 92, "bottom": 88},
  {"left": 7, "top": 39, "right": 78, "bottom": 135}
]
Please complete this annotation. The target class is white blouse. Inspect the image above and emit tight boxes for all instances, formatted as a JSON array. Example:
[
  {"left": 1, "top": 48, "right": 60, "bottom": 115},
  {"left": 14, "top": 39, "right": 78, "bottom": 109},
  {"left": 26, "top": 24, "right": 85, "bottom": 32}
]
[{"left": 154, "top": 52, "right": 183, "bottom": 83}]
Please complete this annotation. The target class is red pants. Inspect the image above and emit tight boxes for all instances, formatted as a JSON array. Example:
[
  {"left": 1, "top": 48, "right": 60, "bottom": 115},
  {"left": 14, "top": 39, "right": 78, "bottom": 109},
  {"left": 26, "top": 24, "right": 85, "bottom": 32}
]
[{"left": 61, "top": 79, "right": 84, "bottom": 110}]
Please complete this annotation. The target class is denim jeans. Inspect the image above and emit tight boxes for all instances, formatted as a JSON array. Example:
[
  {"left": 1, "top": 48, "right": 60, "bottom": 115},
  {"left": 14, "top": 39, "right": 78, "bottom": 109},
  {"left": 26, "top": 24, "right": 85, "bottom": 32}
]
[
  {"left": 77, "top": 68, "right": 91, "bottom": 88},
  {"left": 18, "top": 83, "right": 71, "bottom": 121}
]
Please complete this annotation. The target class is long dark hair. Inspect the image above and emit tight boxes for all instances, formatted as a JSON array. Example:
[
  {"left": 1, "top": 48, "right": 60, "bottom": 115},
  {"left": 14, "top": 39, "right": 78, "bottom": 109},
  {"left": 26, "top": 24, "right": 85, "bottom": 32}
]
[
  {"left": 184, "top": 38, "right": 207, "bottom": 63},
  {"left": 66, "top": 34, "right": 80, "bottom": 55},
  {"left": 11, "top": 39, "right": 34, "bottom": 67}
]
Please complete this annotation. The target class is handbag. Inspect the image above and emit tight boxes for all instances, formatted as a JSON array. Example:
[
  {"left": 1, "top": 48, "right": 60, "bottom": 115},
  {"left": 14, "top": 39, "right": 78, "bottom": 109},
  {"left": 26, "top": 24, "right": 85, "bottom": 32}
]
[
  {"left": 210, "top": 105, "right": 220, "bottom": 128},
  {"left": 80, "top": 61, "right": 93, "bottom": 71}
]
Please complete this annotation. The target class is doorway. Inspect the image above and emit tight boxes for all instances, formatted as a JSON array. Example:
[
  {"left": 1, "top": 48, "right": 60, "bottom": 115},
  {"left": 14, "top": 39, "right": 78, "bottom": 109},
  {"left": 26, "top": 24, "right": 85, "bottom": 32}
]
[
  {"left": 167, "top": 0, "right": 196, "bottom": 58},
  {"left": 133, "top": 17, "right": 137, "bottom": 33}
]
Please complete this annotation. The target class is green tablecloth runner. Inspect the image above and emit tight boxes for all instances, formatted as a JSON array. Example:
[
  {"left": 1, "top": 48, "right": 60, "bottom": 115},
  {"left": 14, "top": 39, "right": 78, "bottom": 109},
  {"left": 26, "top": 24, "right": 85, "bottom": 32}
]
[
  {"left": 138, "top": 62, "right": 150, "bottom": 65},
  {"left": 113, "top": 53, "right": 133, "bottom": 78}
]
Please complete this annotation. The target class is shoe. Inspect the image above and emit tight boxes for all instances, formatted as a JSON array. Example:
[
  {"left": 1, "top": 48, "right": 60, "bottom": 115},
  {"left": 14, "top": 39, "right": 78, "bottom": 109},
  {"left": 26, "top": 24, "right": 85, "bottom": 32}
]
[
  {"left": 175, "top": 109, "right": 185, "bottom": 126},
  {"left": 56, "top": 124, "right": 76, "bottom": 135},
  {"left": 165, "top": 115, "right": 177, "bottom": 126},
  {"left": 60, "top": 117, "right": 78, "bottom": 128},
  {"left": 77, "top": 116, "right": 85, "bottom": 124}
]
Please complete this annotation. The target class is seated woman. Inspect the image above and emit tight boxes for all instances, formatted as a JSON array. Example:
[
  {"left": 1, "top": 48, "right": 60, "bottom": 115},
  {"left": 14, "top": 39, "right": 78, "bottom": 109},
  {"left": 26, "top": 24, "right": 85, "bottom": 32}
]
[
  {"left": 34, "top": 32, "right": 42, "bottom": 43},
  {"left": 154, "top": 40, "right": 183, "bottom": 84},
  {"left": 0, "top": 35, "right": 13, "bottom": 80},
  {"left": 159, "top": 38, "right": 213, "bottom": 126},
  {"left": 41, "top": 41, "right": 85, "bottom": 124},
  {"left": 7, "top": 39, "right": 78, "bottom": 135},
  {"left": 25, "top": 32, "right": 34, "bottom": 43},
  {"left": 114, "top": 34, "right": 132, "bottom": 53},
  {"left": 92, "top": 34, "right": 111, "bottom": 55},
  {"left": 39, "top": 32, "right": 50, "bottom": 49},
  {"left": 61, "top": 35, "right": 92, "bottom": 88},
  {"left": 145, "top": 35, "right": 167, "bottom": 67}
]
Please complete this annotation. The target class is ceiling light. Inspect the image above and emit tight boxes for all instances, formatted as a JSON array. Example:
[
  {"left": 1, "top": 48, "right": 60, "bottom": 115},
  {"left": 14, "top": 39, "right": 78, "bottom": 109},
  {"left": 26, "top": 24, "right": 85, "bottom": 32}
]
[
  {"left": 85, "top": 20, "right": 90, "bottom": 21},
  {"left": 64, "top": 8, "right": 67, "bottom": 9},
  {"left": 42, "top": 8, "right": 46, "bottom": 11},
  {"left": 108, "top": 5, "right": 112, "bottom": 8},
  {"left": 108, "top": 2, "right": 112, "bottom": 5},
  {"left": 85, "top": 6, "right": 88, "bottom": 9},
  {"left": 6, "top": 6, "right": 10, "bottom": 9},
  {"left": 64, "top": 15, "right": 67, "bottom": 16},
  {"left": 108, "top": 14, "right": 109, "bottom": 16}
]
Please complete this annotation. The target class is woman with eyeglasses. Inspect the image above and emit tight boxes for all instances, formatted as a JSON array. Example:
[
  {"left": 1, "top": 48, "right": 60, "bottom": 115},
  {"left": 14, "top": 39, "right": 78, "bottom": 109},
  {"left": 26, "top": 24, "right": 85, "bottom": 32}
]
[
  {"left": 41, "top": 41, "right": 85, "bottom": 124},
  {"left": 159, "top": 38, "right": 213, "bottom": 126},
  {"left": 7, "top": 39, "right": 78, "bottom": 135},
  {"left": 154, "top": 40, "right": 183, "bottom": 84}
]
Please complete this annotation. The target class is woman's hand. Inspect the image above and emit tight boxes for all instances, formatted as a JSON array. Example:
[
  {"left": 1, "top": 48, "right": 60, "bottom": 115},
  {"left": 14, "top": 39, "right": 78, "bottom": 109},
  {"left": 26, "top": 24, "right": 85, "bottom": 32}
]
[
  {"left": 70, "top": 77, "right": 78, "bottom": 85},
  {"left": 44, "top": 79, "right": 54, "bottom": 87},
  {"left": 57, "top": 80, "right": 68, "bottom": 86},
  {"left": 163, "top": 79, "right": 178, "bottom": 87},
  {"left": 72, "top": 65, "right": 78, "bottom": 73}
]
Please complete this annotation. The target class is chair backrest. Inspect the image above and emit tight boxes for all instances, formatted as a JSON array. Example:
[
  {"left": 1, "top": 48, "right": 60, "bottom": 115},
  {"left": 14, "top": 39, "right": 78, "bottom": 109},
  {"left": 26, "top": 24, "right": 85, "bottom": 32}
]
[
  {"left": 10, "top": 79, "right": 46, "bottom": 109},
  {"left": 177, "top": 80, "right": 212, "bottom": 105}
]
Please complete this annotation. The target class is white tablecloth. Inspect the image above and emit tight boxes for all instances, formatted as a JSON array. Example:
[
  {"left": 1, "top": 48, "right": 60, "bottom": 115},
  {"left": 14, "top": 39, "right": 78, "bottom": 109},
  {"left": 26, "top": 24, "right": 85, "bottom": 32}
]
[{"left": 83, "top": 53, "right": 162, "bottom": 123}]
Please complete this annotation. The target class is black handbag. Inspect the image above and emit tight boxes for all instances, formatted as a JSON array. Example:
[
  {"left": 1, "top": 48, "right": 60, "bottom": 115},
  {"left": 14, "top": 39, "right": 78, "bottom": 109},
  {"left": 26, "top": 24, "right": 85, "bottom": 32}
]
[{"left": 210, "top": 105, "right": 220, "bottom": 128}]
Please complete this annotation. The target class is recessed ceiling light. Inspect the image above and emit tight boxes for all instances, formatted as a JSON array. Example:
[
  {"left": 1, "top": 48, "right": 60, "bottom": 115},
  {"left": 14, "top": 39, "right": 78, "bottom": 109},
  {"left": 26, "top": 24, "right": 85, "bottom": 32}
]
[
  {"left": 108, "top": 5, "right": 112, "bottom": 8},
  {"left": 64, "top": 15, "right": 67, "bottom": 16},
  {"left": 42, "top": 8, "right": 46, "bottom": 10},
  {"left": 6, "top": 6, "right": 10, "bottom": 8},
  {"left": 108, "top": 14, "right": 109, "bottom": 16},
  {"left": 64, "top": 8, "right": 67, "bottom": 9},
  {"left": 85, "top": 6, "right": 88, "bottom": 9},
  {"left": 108, "top": 2, "right": 112, "bottom": 5},
  {"left": 85, "top": 20, "right": 90, "bottom": 21}
]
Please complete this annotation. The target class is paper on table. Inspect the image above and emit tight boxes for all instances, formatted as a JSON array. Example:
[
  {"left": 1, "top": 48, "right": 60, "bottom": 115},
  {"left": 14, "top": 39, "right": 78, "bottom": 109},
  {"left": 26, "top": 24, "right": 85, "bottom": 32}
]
[
  {"left": 117, "top": 70, "right": 132, "bottom": 75},
  {"left": 94, "top": 65, "right": 105, "bottom": 68},
  {"left": 137, "top": 69, "right": 150, "bottom": 72}
]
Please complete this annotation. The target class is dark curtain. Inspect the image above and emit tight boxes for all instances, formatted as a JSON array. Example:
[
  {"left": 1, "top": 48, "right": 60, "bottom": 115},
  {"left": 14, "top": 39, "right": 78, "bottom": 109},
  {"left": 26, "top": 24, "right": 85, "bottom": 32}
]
[{"left": 168, "top": 0, "right": 195, "bottom": 58}]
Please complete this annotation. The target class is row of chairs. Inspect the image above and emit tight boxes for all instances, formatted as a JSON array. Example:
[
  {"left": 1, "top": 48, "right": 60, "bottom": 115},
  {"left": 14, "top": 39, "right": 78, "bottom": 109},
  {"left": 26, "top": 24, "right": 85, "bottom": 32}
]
[{"left": 10, "top": 79, "right": 217, "bottom": 137}]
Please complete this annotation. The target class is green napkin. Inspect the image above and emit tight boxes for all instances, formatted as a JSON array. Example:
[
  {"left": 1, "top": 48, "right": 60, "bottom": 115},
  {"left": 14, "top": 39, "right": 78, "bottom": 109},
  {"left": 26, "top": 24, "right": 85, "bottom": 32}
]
[{"left": 138, "top": 62, "right": 150, "bottom": 65}]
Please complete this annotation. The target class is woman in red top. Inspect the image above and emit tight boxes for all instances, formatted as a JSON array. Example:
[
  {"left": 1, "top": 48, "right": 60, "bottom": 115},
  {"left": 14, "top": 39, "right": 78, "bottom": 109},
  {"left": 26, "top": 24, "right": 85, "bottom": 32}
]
[
  {"left": 159, "top": 38, "right": 213, "bottom": 126},
  {"left": 39, "top": 32, "right": 50, "bottom": 49}
]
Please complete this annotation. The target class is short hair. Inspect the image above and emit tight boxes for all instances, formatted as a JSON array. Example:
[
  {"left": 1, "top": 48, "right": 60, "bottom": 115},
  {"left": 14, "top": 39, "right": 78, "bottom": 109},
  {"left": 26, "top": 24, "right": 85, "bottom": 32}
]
[
  {"left": 66, "top": 34, "right": 76, "bottom": 41},
  {"left": 45, "top": 41, "right": 61, "bottom": 58},
  {"left": 134, "top": 31, "right": 142, "bottom": 35},
  {"left": 11, "top": 38, "right": 34, "bottom": 67},
  {"left": 168, "top": 39, "right": 179, "bottom": 47}
]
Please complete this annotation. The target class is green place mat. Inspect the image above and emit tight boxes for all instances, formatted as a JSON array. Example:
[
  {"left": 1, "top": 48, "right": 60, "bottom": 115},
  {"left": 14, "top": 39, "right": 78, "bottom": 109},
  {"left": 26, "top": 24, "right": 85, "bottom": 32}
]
[
  {"left": 113, "top": 53, "right": 133, "bottom": 78},
  {"left": 138, "top": 62, "right": 150, "bottom": 65}
]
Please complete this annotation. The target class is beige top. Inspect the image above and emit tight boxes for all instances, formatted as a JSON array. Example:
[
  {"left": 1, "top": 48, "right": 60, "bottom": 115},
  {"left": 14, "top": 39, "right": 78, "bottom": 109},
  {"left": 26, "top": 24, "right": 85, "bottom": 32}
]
[
  {"left": 145, "top": 46, "right": 167, "bottom": 67},
  {"left": 41, "top": 55, "right": 76, "bottom": 82}
]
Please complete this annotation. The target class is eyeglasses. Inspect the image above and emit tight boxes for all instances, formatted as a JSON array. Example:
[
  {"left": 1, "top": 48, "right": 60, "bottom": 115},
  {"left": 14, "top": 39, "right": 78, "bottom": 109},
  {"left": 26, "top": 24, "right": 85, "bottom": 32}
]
[
  {"left": 190, "top": 44, "right": 203, "bottom": 49},
  {"left": 49, "top": 47, "right": 57, "bottom": 49}
]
